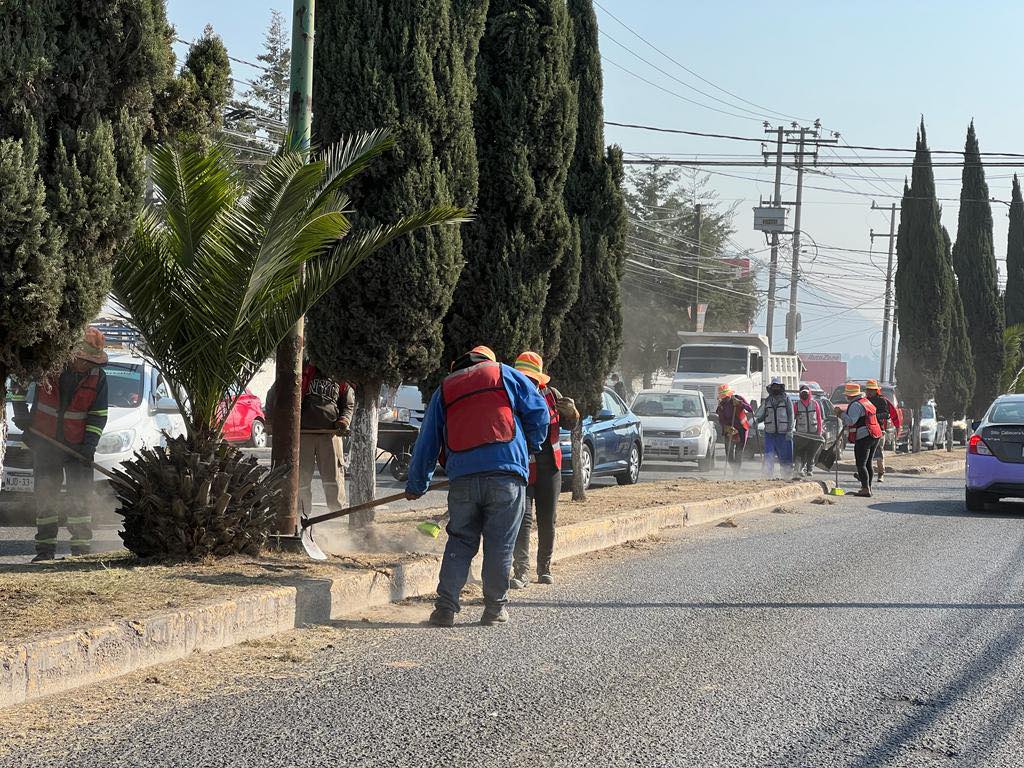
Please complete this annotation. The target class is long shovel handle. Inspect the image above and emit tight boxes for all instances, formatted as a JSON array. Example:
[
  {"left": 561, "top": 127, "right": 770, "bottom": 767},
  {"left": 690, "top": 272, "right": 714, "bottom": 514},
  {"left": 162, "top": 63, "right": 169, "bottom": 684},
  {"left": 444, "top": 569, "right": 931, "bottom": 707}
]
[
  {"left": 301, "top": 480, "right": 450, "bottom": 529},
  {"left": 26, "top": 427, "right": 125, "bottom": 484}
]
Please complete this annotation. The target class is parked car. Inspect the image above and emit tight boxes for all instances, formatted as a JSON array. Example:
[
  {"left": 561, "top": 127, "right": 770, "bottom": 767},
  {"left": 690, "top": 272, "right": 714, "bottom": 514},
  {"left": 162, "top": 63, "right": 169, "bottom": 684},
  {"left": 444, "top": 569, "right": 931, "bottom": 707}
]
[
  {"left": 2, "top": 352, "right": 186, "bottom": 498},
  {"left": 219, "top": 387, "right": 267, "bottom": 447},
  {"left": 560, "top": 388, "right": 643, "bottom": 490},
  {"left": 965, "top": 394, "right": 1024, "bottom": 510},
  {"left": 379, "top": 384, "right": 428, "bottom": 427},
  {"left": 630, "top": 389, "right": 716, "bottom": 470}
]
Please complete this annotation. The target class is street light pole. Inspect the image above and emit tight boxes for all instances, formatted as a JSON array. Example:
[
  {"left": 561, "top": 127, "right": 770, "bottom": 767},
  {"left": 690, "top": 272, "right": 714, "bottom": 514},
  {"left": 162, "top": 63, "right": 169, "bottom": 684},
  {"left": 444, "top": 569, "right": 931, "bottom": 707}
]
[{"left": 272, "top": 0, "right": 315, "bottom": 538}]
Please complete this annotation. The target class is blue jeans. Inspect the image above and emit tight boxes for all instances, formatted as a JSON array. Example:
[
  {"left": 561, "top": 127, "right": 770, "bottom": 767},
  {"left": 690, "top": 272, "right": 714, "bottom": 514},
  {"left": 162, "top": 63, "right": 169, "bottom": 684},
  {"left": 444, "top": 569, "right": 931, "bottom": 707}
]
[{"left": 436, "top": 474, "right": 526, "bottom": 613}]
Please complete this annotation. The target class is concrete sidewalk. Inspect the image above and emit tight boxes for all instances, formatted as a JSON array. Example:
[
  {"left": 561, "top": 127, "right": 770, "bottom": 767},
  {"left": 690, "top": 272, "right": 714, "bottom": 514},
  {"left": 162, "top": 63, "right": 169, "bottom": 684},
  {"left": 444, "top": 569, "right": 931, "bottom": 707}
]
[{"left": 0, "top": 480, "right": 825, "bottom": 709}]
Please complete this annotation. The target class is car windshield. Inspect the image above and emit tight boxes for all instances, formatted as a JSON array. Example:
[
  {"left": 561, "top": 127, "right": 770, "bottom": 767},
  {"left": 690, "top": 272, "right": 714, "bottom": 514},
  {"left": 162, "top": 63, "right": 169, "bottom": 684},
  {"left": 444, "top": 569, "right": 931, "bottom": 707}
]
[
  {"left": 921, "top": 404, "right": 935, "bottom": 419},
  {"left": 677, "top": 346, "right": 747, "bottom": 375},
  {"left": 104, "top": 363, "right": 145, "bottom": 408},
  {"left": 989, "top": 401, "right": 1024, "bottom": 424},
  {"left": 632, "top": 392, "right": 703, "bottom": 418}
]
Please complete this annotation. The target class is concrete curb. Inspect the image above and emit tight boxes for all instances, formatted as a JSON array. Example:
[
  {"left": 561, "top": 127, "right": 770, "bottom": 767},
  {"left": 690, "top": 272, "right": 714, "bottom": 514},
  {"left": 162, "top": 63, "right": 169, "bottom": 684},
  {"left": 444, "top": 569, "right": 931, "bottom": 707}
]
[{"left": 0, "top": 481, "right": 823, "bottom": 709}]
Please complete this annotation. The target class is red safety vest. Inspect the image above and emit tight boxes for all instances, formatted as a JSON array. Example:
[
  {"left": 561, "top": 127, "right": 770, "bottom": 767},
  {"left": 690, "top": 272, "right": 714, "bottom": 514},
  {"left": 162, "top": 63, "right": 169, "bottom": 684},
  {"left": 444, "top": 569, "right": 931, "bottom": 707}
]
[
  {"left": 440, "top": 361, "right": 515, "bottom": 455},
  {"left": 32, "top": 369, "right": 101, "bottom": 445},
  {"left": 529, "top": 386, "right": 563, "bottom": 484},
  {"left": 848, "top": 397, "right": 883, "bottom": 442}
]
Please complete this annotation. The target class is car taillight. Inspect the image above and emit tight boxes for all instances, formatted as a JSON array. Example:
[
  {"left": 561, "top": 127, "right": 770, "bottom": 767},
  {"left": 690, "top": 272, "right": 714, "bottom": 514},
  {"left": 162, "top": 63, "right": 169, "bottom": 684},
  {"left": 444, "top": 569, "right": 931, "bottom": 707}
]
[{"left": 968, "top": 434, "right": 992, "bottom": 456}]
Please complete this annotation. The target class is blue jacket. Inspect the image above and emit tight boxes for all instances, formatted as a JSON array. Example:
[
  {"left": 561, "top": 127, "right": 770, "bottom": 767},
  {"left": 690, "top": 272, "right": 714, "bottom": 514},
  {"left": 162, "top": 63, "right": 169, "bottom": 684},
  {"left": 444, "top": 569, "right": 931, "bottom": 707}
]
[{"left": 405, "top": 364, "right": 550, "bottom": 495}]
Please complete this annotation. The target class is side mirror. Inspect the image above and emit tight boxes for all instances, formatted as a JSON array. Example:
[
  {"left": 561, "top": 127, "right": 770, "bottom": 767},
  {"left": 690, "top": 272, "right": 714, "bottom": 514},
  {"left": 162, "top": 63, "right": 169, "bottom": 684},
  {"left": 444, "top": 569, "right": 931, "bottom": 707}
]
[
  {"left": 154, "top": 396, "right": 180, "bottom": 416},
  {"left": 595, "top": 409, "right": 615, "bottom": 422}
]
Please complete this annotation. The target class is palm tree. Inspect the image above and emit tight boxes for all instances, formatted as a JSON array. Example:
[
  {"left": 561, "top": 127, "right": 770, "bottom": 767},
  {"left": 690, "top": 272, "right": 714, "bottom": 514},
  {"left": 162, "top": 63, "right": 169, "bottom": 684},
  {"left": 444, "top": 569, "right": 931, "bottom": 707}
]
[{"left": 109, "top": 133, "right": 466, "bottom": 559}]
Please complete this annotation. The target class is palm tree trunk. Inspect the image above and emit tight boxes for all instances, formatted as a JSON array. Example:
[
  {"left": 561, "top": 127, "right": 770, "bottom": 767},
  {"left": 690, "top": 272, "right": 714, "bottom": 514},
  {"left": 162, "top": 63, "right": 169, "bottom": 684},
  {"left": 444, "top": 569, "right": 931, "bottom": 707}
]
[{"left": 348, "top": 382, "right": 380, "bottom": 527}]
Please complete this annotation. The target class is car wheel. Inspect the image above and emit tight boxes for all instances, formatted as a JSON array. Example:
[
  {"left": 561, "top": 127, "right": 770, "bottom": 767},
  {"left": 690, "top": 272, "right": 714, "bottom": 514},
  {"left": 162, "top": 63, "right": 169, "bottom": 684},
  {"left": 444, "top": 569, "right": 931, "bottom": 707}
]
[
  {"left": 578, "top": 443, "right": 594, "bottom": 490},
  {"left": 697, "top": 441, "right": 715, "bottom": 472},
  {"left": 616, "top": 442, "right": 641, "bottom": 485},
  {"left": 248, "top": 418, "right": 267, "bottom": 448},
  {"left": 965, "top": 489, "right": 988, "bottom": 512}
]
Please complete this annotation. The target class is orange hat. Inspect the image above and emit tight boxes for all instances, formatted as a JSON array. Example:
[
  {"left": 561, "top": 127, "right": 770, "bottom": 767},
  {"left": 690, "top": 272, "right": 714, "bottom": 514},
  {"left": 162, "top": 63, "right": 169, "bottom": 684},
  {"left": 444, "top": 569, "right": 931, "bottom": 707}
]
[
  {"left": 514, "top": 351, "right": 550, "bottom": 386},
  {"left": 844, "top": 382, "right": 863, "bottom": 398},
  {"left": 75, "top": 327, "right": 108, "bottom": 365},
  {"left": 470, "top": 345, "right": 496, "bottom": 362},
  {"left": 718, "top": 384, "right": 733, "bottom": 398},
  {"left": 865, "top": 379, "right": 880, "bottom": 392}
]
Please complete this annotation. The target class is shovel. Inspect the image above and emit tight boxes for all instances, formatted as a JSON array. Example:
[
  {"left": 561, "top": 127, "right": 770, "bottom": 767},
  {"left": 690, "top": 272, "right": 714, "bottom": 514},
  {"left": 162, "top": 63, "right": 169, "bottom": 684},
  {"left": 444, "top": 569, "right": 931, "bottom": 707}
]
[
  {"left": 299, "top": 480, "right": 450, "bottom": 560},
  {"left": 24, "top": 428, "right": 131, "bottom": 489}
]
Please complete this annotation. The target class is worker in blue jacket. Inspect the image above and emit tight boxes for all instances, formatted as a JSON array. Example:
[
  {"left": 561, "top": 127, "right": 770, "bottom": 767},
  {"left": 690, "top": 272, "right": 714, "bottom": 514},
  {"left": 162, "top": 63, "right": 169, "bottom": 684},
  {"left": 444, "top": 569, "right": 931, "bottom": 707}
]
[{"left": 406, "top": 345, "right": 549, "bottom": 627}]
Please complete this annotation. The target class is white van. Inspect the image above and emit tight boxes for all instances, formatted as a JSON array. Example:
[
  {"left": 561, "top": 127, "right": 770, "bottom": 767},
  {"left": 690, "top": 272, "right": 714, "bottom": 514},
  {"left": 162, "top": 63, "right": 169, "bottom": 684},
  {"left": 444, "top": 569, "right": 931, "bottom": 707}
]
[{"left": 2, "top": 352, "right": 185, "bottom": 496}]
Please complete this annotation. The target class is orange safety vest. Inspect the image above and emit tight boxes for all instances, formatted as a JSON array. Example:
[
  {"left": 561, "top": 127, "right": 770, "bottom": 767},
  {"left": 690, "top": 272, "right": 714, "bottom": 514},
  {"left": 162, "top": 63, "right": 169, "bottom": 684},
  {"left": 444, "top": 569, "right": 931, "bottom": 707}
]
[
  {"left": 529, "top": 386, "right": 563, "bottom": 484},
  {"left": 848, "top": 397, "right": 883, "bottom": 442},
  {"left": 440, "top": 361, "right": 515, "bottom": 456},
  {"left": 32, "top": 369, "right": 101, "bottom": 445}
]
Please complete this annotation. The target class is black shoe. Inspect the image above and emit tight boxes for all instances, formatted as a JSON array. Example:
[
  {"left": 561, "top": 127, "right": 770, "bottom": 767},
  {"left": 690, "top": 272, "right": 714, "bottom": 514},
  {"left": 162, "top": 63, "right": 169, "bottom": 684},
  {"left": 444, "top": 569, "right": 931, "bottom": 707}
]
[
  {"left": 480, "top": 608, "right": 509, "bottom": 625},
  {"left": 538, "top": 573, "right": 554, "bottom": 585},
  {"left": 428, "top": 608, "right": 455, "bottom": 627},
  {"left": 31, "top": 552, "right": 55, "bottom": 563}
]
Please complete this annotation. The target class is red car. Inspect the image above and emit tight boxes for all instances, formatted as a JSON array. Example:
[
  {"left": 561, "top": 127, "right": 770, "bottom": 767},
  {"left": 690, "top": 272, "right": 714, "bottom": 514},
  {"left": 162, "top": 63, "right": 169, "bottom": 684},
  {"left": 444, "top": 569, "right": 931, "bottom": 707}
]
[{"left": 220, "top": 389, "right": 267, "bottom": 447}]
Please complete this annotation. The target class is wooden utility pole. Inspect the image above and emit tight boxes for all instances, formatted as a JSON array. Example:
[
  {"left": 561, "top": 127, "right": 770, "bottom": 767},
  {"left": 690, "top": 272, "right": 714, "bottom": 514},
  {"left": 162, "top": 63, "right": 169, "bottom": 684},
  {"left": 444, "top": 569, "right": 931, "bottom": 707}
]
[
  {"left": 871, "top": 202, "right": 898, "bottom": 381},
  {"left": 764, "top": 126, "right": 783, "bottom": 346},
  {"left": 272, "top": 0, "right": 315, "bottom": 537}
]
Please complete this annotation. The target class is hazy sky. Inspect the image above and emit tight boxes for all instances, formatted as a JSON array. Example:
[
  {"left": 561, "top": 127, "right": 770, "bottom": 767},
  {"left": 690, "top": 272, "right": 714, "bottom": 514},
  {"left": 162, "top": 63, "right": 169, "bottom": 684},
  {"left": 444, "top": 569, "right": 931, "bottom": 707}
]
[{"left": 167, "top": 0, "right": 1024, "bottom": 359}]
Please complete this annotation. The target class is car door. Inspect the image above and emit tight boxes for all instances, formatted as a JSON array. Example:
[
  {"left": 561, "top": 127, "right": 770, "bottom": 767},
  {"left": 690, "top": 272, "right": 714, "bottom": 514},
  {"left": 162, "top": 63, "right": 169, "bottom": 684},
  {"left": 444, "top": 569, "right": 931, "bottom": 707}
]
[
  {"left": 588, "top": 391, "right": 619, "bottom": 472},
  {"left": 604, "top": 389, "right": 634, "bottom": 471}
]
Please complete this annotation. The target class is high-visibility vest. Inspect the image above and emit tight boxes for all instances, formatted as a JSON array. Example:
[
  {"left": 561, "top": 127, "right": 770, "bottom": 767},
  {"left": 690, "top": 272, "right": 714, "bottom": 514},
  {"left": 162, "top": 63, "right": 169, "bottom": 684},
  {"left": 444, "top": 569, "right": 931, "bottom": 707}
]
[
  {"left": 32, "top": 369, "right": 101, "bottom": 445},
  {"left": 762, "top": 396, "right": 792, "bottom": 434},
  {"left": 794, "top": 397, "right": 822, "bottom": 435},
  {"left": 529, "top": 386, "right": 563, "bottom": 484},
  {"left": 849, "top": 397, "right": 883, "bottom": 442},
  {"left": 440, "top": 361, "right": 515, "bottom": 455}
]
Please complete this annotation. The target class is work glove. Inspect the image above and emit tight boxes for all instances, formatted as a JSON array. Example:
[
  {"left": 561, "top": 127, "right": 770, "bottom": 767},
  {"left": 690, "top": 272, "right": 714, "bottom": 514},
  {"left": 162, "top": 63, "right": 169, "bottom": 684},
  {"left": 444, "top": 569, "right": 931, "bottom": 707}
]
[{"left": 336, "top": 419, "right": 350, "bottom": 436}]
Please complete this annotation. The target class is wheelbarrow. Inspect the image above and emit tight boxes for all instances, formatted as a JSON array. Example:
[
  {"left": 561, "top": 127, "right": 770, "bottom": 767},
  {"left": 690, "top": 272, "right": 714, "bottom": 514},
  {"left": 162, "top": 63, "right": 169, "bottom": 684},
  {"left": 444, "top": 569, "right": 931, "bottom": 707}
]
[{"left": 376, "top": 421, "right": 419, "bottom": 481}]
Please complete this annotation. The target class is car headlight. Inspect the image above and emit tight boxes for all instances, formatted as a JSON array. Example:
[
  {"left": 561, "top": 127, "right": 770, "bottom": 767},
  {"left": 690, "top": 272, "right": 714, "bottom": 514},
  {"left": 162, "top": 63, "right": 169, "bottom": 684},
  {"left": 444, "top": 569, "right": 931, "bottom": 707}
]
[
  {"left": 96, "top": 429, "right": 137, "bottom": 455},
  {"left": 380, "top": 407, "right": 410, "bottom": 423},
  {"left": 681, "top": 425, "right": 702, "bottom": 438}
]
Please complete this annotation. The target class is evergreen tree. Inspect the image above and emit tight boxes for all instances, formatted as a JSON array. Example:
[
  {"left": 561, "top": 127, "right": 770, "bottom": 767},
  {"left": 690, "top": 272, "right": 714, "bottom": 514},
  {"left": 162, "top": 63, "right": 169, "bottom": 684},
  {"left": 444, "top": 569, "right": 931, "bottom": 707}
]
[
  {"left": 0, "top": 0, "right": 171, "bottom": 473},
  {"left": 152, "top": 26, "right": 232, "bottom": 152},
  {"left": 307, "top": 0, "right": 485, "bottom": 518},
  {"left": 936, "top": 227, "right": 975, "bottom": 421},
  {"left": 1004, "top": 175, "right": 1024, "bottom": 328},
  {"left": 443, "top": 0, "right": 578, "bottom": 366},
  {"left": 894, "top": 121, "right": 956, "bottom": 448},
  {"left": 952, "top": 121, "right": 1004, "bottom": 416}
]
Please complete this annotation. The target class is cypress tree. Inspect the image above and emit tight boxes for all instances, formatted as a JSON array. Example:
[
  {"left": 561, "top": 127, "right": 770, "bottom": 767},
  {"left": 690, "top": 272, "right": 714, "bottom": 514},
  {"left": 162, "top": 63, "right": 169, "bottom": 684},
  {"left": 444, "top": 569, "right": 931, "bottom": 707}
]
[
  {"left": 936, "top": 227, "right": 975, "bottom": 421},
  {"left": 894, "top": 121, "right": 956, "bottom": 448},
  {"left": 443, "top": 0, "right": 578, "bottom": 366},
  {"left": 307, "top": 1, "right": 485, "bottom": 518},
  {"left": 952, "top": 121, "right": 1004, "bottom": 416},
  {"left": 1005, "top": 175, "right": 1024, "bottom": 328},
  {"left": 0, "top": 0, "right": 172, "bottom": 469}
]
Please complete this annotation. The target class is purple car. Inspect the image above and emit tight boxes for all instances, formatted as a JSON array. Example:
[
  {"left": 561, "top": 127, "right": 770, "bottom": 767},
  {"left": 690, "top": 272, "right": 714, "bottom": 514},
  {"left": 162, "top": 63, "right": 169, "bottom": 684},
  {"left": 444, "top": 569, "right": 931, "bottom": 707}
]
[{"left": 965, "top": 394, "right": 1024, "bottom": 511}]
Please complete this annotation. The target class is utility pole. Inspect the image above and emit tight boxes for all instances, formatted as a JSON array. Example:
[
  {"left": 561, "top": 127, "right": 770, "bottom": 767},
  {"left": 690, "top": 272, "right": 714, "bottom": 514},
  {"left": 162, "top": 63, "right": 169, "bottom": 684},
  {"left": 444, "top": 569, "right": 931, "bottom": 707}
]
[
  {"left": 764, "top": 126, "right": 783, "bottom": 346},
  {"left": 889, "top": 308, "right": 898, "bottom": 382},
  {"left": 271, "top": 0, "right": 315, "bottom": 538},
  {"left": 692, "top": 203, "right": 703, "bottom": 331},
  {"left": 785, "top": 127, "right": 809, "bottom": 354},
  {"left": 870, "top": 202, "right": 898, "bottom": 381}
]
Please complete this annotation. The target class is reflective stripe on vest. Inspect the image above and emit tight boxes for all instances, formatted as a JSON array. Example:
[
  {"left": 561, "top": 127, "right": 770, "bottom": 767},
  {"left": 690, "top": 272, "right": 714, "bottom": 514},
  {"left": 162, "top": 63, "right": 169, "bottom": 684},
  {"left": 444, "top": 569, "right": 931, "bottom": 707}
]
[
  {"left": 848, "top": 397, "right": 883, "bottom": 442},
  {"left": 440, "top": 362, "right": 515, "bottom": 454},
  {"left": 529, "top": 387, "right": 562, "bottom": 484},
  {"left": 32, "top": 369, "right": 101, "bottom": 445},
  {"left": 794, "top": 398, "right": 821, "bottom": 435},
  {"left": 763, "top": 396, "right": 792, "bottom": 433}
]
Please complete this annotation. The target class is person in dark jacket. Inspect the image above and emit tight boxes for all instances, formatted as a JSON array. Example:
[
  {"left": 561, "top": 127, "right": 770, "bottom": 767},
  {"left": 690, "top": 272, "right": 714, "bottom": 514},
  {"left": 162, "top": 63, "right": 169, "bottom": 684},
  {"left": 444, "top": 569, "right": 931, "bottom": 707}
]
[
  {"left": 864, "top": 379, "right": 900, "bottom": 483},
  {"left": 406, "top": 345, "right": 549, "bottom": 627},
  {"left": 13, "top": 328, "right": 109, "bottom": 561}
]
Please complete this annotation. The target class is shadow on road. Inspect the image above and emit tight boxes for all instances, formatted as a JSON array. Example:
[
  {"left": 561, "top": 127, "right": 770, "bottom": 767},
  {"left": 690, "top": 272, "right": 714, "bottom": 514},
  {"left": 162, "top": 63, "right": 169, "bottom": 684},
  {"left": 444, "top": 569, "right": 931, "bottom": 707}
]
[{"left": 869, "top": 499, "right": 1024, "bottom": 519}]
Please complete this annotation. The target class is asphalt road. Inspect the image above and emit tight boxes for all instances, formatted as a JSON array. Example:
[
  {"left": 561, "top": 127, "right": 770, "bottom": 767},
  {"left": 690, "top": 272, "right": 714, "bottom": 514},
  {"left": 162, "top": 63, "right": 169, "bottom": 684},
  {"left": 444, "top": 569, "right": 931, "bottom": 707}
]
[{"left": 5, "top": 472, "right": 1024, "bottom": 767}]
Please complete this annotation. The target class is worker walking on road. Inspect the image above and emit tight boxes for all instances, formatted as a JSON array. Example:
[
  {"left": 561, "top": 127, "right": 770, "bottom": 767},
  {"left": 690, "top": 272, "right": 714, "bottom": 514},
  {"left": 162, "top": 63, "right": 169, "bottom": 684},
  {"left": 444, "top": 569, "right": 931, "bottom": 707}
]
[
  {"left": 757, "top": 377, "right": 794, "bottom": 479},
  {"left": 406, "top": 346, "right": 549, "bottom": 627},
  {"left": 792, "top": 385, "right": 824, "bottom": 478},
  {"left": 715, "top": 384, "right": 752, "bottom": 476},
  {"left": 837, "top": 382, "right": 883, "bottom": 497},
  {"left": 510, "top": 352, "right": 579, "bottom": 590},
  {"left": 12, "top": 328, "right": 109, "bottom": 562},
  {"left": 864, "top": 380, "right": 900, "bottom": 483}
]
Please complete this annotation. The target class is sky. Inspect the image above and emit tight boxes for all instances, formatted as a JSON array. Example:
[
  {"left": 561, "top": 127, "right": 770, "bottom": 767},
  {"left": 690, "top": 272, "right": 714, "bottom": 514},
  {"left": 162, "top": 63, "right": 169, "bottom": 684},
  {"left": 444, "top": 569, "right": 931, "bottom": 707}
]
[{"left": 167, "top": 0, "right": 1024, "bottom": 362}]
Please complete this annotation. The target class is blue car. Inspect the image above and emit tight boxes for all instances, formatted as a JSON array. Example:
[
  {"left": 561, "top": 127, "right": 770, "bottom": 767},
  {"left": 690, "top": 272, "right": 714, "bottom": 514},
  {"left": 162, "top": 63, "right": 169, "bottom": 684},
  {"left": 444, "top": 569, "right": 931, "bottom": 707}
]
[
  {"left": 966, "top": 394, "right": 1024, "bottom": 511},
  {"left": 559, "top": 387, "right": 644, "bottom": 490}
]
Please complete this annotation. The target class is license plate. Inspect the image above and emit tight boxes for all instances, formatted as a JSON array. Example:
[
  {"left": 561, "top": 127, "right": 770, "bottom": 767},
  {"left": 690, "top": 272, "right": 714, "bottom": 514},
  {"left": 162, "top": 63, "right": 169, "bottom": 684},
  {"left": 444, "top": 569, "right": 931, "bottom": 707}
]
[
  {"left": 649, "top": 438, "right": 675, "bottom": 449},
  {"left": 2, "top": 471, "right": 34, "bottom": 493}
]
